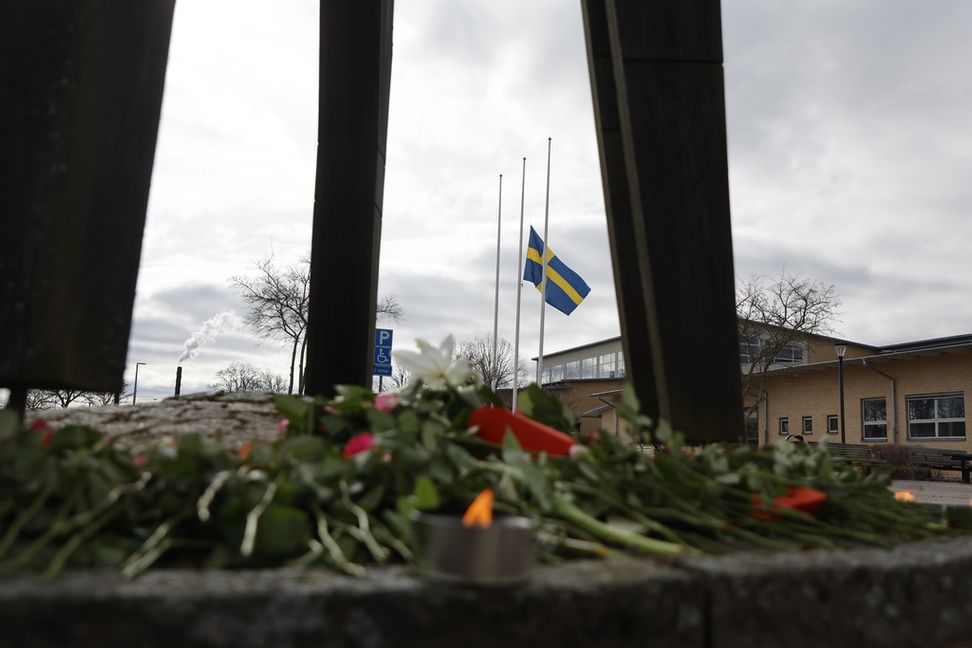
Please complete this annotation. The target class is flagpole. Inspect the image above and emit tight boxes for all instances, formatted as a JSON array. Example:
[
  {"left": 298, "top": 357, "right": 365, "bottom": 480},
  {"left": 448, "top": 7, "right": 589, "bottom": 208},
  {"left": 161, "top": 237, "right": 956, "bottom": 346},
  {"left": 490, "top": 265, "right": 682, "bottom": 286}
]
[
  {"left": 491, "top": 173, "right": 503, "bottom": 391},
  {"left": 512, "top": 157, "right": 526, "bottom": 411},
  {"left": 537, "top": 138, "right": 552, "bottom": 385}
]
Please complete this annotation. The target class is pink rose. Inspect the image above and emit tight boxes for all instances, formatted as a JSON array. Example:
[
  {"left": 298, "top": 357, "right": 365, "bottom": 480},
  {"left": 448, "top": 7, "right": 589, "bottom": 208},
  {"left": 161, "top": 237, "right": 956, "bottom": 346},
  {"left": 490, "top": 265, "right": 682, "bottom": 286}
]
[
  {"left": 133, "top": 453, "right": 148, "bottom": 467},
  {"left": 374, "top": 393, "right": 401, "bottom": 413},
  {"left": 277, "top": 418, "right": 289, "bottom": 437},
  {"left": 343, "top": 433, "right": 376, "bottom": 458}
]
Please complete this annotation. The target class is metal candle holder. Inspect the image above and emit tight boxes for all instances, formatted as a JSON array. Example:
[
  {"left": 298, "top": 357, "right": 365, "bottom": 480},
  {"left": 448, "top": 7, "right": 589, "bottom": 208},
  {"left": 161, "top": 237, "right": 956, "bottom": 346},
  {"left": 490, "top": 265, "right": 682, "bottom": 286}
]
[{"left": 413, "top": 512, "right": 534, "bottom": 585}]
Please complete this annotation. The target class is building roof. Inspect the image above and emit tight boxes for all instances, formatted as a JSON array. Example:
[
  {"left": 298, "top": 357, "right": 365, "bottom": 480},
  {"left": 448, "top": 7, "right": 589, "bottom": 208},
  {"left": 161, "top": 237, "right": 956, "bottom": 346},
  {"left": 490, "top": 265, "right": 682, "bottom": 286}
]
[
  {"left": 531, "top": 335, "right": 622, "bottom": 361},
  {"left": 535, "top": 322, "right": 972, "bottom": 365},
  {"left": 766, "top": 338, "right": 972, "bottom": 376},
  {"left": 876, "top": 333, "right": 972, "bottom": 354}
]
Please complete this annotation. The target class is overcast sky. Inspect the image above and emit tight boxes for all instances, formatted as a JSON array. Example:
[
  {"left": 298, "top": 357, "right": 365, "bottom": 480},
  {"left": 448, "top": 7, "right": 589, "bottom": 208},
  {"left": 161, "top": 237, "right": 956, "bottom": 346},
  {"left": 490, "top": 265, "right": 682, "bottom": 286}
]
[{"left": 119, "top": 0, "right": 972, "bottom": 402}]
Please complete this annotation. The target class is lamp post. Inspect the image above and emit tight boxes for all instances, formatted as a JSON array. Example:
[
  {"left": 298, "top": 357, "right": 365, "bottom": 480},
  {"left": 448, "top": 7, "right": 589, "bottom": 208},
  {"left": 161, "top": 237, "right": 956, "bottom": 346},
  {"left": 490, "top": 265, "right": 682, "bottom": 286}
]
[
  {"left": 132, "top": 362, "right": 147, "bottom": 405},
  {"left": 834, "top": 344, "right": 847, "bottom": 444}
]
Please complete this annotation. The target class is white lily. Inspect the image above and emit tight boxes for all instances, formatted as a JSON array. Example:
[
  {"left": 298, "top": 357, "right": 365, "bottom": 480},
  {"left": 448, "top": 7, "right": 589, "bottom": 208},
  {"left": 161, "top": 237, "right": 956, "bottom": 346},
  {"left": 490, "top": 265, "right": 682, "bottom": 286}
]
[{"left": 393, "top": 335, "right": 477, "bottom": 389}]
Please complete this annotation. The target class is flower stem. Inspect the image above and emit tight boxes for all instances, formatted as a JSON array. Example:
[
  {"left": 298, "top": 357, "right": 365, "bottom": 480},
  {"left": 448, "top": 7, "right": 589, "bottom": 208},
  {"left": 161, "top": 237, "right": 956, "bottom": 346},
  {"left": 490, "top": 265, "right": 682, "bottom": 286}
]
[{"left": 552, "top": 493, "right": 694, "bottom": 557}]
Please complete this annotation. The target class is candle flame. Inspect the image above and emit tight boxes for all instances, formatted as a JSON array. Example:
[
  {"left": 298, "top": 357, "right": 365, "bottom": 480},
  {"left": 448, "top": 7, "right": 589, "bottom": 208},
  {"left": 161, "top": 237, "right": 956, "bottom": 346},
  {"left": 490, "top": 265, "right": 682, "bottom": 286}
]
[
  {"left": 462, "top": 488, "right": 494, "bottom": 528},
  {"left": 895, "top": 490, "right": 915, "bottom": 502}
]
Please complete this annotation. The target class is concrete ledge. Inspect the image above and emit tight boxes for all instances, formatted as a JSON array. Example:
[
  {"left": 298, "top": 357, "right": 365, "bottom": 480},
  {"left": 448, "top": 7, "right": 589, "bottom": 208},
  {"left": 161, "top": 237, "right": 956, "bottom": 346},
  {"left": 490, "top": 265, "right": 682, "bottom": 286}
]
[{"left": 3, "top": 537, "right": 972, "bottom": 647}]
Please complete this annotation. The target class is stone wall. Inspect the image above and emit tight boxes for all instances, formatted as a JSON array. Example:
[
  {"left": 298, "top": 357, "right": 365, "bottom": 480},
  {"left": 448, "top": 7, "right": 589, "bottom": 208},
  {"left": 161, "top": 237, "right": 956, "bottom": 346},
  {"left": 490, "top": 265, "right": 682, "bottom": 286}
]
[{"left": 2, "top": 537, "right": 972, "bottom": 647}]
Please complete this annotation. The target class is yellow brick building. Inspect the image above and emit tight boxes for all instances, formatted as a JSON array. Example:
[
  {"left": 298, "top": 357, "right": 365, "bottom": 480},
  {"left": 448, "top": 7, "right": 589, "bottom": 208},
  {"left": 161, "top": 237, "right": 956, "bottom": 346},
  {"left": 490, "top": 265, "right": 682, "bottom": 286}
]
[
  {"left": 535, "top": 329, "right": 972, "bottom": 450},
  {"left": 753, "top": 334, "right": 972, "bottom": 450}
]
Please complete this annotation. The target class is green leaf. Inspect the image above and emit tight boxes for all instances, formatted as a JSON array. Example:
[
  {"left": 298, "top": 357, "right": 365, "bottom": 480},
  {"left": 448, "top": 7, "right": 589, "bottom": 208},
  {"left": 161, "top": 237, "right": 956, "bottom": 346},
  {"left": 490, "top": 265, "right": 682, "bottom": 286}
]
[
  {"left": 254, "top": 505, "right": 311, "bottom": 558},
  {"left": 274, "top": 395, "right": 313, "bottom": 431},
  {"left": 277, "top": 436, "right": 325, "bottom": 462},
  {"left": 516, "top": 384, "right": 576, "bottom": 433},
  {"left": 0, "top": 410, "right": 18, "bottom": 443},
  {"left": 412, "top": 476, "right": 440, "bottom": 510}
]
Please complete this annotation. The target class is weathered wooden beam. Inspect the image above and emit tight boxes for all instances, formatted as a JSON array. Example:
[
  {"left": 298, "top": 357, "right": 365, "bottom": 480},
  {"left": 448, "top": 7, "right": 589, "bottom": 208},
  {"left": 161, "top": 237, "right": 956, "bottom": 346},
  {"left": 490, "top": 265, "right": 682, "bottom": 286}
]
[
  {"left": 583, "top": 0, "right": 742, "bottom": 441},
  {"left": 581, "top": 0, "right": 660, "bottom": 422},
  {"left": 0, "top": 1, "right": 175, "bottom": 395},
  {"left": 305, "top": 1, "right": 394, "bottom": 396}
]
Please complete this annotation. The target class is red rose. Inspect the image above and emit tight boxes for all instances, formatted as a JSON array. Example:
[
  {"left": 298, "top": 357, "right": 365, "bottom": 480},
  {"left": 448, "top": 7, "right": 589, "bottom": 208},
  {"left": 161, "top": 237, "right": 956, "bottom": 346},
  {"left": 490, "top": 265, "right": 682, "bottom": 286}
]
[
  {"left": 30, "top": 420, "right": 54, "bottom": 449},
  {"left": 343, "top": 433, "right": 376, "bottom": 458}
]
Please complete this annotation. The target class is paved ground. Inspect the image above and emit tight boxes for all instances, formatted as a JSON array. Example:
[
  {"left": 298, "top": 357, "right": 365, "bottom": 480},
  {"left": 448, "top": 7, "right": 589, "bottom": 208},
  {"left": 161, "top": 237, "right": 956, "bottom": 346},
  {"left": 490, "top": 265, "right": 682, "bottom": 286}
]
[{"left": 890, "top": 479, "right": 972, "bottom": 507}]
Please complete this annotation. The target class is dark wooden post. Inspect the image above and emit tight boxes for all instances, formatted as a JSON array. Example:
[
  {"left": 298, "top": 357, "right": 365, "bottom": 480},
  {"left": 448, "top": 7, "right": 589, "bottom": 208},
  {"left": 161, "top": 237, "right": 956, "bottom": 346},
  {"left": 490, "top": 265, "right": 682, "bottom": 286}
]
[
  {"left": 582, "top": 0, "right": 742, "bottom": 441},
  {"left": 304, "top": 0, "right": 394, "bottom": 396},
  {"left": 0, "top": 2, "right": 175, "bottom": 403}
]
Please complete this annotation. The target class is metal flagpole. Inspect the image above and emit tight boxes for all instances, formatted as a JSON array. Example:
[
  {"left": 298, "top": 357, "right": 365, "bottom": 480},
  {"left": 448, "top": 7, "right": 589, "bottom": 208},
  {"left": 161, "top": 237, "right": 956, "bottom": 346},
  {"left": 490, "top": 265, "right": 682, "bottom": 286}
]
[
  {"left": 512, "top": 158, "right": 526, "bottom": 411},
  {"left": 537, "top": 138, "right": 552, "bottom": 385},
  {"left": 491, "top": 174, "right": 503, "bottom": 391}
]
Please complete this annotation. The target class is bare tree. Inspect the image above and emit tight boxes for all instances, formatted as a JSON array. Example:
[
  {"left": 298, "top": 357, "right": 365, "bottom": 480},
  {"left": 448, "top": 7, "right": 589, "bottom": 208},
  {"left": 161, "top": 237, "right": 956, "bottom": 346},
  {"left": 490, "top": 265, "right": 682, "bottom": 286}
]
[
  {"left": 376, "top": 295, "right": 404, "bottom": 323},
  {"left": 233, "top": 255, "right": 404, "bottom": 395},
  {"left": 232, "top": 256, "right": 309, "bottom": 395},
  {"left": 83, "top": 381, "right": 131, "bottom": 407},
  {"left": 737, "top": 269, "right": 840, "bottom": 409},
  {"left": 388, "top": 364, "right": 411, "bottom": 391},
  {"left": 209, "top": 362, "right": 287, "bottom": 393},
  {"left": 455, "top": 335, "right": 527, "bottom": 390},
  {"left": 24, "top": 390, "right": 56, "bottom": 411}
]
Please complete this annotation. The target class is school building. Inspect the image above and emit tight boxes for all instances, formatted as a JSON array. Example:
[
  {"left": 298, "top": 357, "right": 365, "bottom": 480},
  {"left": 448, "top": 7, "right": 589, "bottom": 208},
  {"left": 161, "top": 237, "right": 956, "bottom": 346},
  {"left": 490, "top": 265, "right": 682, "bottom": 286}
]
[{"left": 534, "top": 327, "right": 972, "bottom": 451}]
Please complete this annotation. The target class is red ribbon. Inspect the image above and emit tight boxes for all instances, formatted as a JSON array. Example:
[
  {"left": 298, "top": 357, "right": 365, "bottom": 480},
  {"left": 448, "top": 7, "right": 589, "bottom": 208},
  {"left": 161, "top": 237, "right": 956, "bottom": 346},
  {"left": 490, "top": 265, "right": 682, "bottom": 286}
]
[{"left": 468, "top": 407, "right": 576, "bottom": 456}]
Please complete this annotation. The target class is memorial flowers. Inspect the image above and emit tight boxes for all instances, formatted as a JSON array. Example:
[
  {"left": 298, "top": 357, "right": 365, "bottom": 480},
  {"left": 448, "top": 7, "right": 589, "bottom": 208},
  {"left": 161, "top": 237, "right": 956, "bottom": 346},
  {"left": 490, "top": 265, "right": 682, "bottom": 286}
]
[{"left": 0, "top": 336, "right": 956, "bottom": 579}]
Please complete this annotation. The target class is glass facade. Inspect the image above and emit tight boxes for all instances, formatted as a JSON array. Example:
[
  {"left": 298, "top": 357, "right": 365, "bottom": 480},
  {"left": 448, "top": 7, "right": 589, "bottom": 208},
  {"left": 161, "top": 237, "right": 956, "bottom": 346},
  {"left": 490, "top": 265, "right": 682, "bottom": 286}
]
[{"left": 539, "top": 350, "right": 627, "bottom": 384}]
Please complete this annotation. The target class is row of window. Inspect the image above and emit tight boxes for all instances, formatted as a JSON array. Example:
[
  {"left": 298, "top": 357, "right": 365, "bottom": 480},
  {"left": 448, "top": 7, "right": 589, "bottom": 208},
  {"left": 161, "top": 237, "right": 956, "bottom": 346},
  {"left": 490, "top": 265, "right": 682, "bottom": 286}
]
[
  {"left": 739, "top": 337, "right": 805, "bottom": 365},
  {"left": 540, "top": 352, "right": 626, "bottom": 384},
  {"left": 779, "top": 415, "right": 839, "bottom": 436},
  {"left": 778, "top": 393, "right": 966, "bottom": 440}
]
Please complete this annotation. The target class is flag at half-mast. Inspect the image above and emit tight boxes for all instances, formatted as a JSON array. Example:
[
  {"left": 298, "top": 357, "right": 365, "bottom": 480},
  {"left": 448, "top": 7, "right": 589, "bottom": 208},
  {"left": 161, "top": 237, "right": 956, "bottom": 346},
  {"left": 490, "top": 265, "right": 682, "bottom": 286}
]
[{"left": 523, "top": 226, "right": 591, "bottom": 315}]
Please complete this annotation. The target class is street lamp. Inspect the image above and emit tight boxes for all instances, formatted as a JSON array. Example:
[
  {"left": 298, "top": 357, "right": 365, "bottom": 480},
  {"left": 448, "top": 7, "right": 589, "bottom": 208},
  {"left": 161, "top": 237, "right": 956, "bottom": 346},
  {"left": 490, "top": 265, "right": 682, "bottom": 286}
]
[
  {"left": 834, "top": 343, "right": 847, "bottom": 444},
  {"left": 132, "top": 362, "right": 147, "bottom": 405}
]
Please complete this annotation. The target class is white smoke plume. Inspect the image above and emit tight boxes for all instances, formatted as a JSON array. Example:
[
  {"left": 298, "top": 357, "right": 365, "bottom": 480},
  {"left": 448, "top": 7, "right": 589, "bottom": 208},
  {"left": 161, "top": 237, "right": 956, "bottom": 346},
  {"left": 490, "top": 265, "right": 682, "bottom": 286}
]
[{"left": 178, "top": 311, "right": 244, "bottom": 362}]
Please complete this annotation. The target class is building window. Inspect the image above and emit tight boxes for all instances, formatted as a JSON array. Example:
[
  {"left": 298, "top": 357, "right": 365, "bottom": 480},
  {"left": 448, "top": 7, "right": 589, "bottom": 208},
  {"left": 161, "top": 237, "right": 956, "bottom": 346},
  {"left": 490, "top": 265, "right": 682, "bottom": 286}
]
[
  {"left": 599, "top": 353, "right": 616, "bottom": 378},
  {"left": 779, "top": 417, "right": 789, "bottom": 435},
  {"left": 581, "top": 357, "right": 596, "bottom": 379},
  {"left": 739, "top": 337, "right": 760, "bottom": 364},
  {"left": 827, "top": 415, "right": 839, "bottom": 434},
  {"left": 774, "top": 346, "right": 804, "bottom": 364},
  {"left": 551, "top": 364, "right": 563, "bottom": 382},
  {"left": 745, "top": 409, "right": 759, "bottom": 444},
  {"left": 564, "top": 361, "right": 580, "bottom": 379},
  {"left": 617, "top": 355, "right": 625, "bottom": 377},
  {"left": 802, "top": 416, "right": 813, "bottom": 434},
  {"left": 862, "top": 397, "right": 888, "bottom": 440},
  {"left": 907, "top": 393, "right": 965, "bottom": 439}
]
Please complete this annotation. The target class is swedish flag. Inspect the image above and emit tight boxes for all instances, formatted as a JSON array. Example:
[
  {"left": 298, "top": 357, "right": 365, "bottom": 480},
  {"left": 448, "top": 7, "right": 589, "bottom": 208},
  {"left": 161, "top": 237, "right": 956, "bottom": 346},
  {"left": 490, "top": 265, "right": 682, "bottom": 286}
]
[{"left": 523, "top": 227, "right": 591, "bottom": 315}]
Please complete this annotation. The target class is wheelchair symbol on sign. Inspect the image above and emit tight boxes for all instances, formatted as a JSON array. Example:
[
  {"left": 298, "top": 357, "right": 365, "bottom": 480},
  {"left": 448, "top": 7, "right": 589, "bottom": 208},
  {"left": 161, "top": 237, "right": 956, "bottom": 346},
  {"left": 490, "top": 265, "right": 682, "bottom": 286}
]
[{"left": 375, "top": 349, "right": 391, "bottom": 365}]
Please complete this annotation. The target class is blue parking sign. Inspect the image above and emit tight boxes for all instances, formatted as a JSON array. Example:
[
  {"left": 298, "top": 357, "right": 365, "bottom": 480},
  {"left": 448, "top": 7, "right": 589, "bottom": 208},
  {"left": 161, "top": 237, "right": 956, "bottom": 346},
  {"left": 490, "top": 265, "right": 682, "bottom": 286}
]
[{"left": 374, "top": 328, "right": 393, "bottom": 376}]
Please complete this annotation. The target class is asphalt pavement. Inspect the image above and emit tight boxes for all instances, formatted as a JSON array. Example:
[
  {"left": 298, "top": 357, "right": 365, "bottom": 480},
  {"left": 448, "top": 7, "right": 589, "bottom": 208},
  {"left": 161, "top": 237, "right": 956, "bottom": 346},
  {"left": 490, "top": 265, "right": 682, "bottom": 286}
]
[{"left": 890, "top": 479, "right": 972, "bottom": 507}]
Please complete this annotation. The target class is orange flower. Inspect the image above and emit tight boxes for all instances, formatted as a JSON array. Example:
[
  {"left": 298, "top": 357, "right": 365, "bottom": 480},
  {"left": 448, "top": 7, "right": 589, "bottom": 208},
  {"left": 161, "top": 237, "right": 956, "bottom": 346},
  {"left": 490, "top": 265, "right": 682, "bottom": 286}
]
[
  {"left": 751, "top": 486, "right": 827, "bottom": 521},
  {"left": 237, "top": 442, "right": 254, "bottom": 461}
]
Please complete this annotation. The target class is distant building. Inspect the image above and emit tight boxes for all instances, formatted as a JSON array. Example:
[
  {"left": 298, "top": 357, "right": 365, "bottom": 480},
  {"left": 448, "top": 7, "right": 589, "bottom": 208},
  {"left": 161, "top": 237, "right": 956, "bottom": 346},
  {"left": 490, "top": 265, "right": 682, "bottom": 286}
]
[{"left": 535, "top": 328, "right": 972, "bottom": 451}]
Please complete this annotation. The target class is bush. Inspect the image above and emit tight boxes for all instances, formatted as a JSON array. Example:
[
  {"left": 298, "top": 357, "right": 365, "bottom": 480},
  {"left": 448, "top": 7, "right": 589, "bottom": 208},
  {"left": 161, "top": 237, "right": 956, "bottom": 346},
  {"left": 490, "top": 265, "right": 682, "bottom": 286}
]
[{"left": 869, "top": 444, "right": 934, "bottom": 480}]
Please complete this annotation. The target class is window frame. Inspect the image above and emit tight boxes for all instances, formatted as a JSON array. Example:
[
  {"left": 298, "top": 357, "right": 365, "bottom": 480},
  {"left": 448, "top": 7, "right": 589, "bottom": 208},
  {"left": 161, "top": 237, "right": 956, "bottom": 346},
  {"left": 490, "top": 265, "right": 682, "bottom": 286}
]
[
  {"left": 906, "top": 392, "right": 965, "bottom": 440},
  {"left": 779, "top": 417, "right": 789, "bottom": 435},
  {"left": 826, "top": 415, "right": 839, "bottom": 434},
  {"left": 861, "top": 397, "right": 888, "bottom": 441},
  {"left": 802, "top": 416, "right": 813, "bottom": 435}
]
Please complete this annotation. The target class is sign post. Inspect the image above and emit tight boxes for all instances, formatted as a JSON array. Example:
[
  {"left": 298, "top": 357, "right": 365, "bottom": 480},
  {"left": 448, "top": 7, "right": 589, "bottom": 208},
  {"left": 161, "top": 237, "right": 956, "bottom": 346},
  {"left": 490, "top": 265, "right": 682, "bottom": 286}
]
[{"left": 373, "top": 328, "right": 393, "bottom": 390}]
